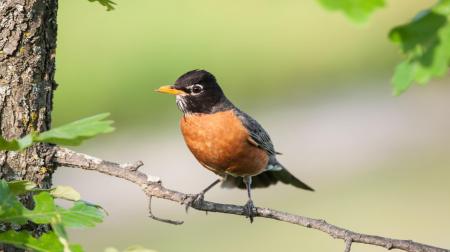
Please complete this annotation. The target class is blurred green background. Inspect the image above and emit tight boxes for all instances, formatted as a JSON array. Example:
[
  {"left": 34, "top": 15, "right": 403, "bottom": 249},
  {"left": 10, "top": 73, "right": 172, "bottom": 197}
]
[{"left": 53, "top": 0, "right": 450, "bottom": 251}]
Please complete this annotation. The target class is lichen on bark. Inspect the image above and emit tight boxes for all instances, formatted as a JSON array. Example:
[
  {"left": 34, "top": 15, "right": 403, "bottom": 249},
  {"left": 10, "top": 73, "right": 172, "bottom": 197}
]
[{"left": 0, "top": 0, "right": 58, "bottom": 250}]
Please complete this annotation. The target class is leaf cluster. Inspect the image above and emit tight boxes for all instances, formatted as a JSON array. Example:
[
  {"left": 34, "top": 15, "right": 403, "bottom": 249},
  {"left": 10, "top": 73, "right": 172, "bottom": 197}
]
[
  {"left": 0, "top": 113, "right": 114, "bottom": 151},
  {"left": 318, "top": 0, "right": 450, "bottom": 94},
  {"left": 0, "top": 180, "right": 106, "bottom": 252},
  {"left": 389, "top": 0, "right": 450, "bottom": 94}
]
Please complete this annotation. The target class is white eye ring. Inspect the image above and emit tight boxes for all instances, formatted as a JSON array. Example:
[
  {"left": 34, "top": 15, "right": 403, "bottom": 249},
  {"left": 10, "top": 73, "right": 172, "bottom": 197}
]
[{"left": 191, "top": 84, "right": 203, "bottom": 94}]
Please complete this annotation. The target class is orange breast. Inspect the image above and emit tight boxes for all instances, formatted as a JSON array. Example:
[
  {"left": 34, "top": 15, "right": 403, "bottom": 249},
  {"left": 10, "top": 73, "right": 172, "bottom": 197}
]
[{"left": 180, "top": 110, "right": 269, "bottom": 177}]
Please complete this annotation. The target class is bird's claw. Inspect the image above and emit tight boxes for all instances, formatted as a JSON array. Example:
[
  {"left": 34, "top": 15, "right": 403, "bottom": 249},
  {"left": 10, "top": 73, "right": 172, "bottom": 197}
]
[
  {"left": 243, "top": 199, "right": 256, "bottom": 223},
  {"left": 185, "top": 192, "right": 204, "bottom": 213}
]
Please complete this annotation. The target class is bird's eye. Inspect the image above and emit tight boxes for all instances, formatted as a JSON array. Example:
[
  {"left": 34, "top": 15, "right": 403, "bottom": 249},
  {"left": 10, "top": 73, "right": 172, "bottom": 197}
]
[{"left": 191, "top": 84, "right": 203, "bottom": 94}]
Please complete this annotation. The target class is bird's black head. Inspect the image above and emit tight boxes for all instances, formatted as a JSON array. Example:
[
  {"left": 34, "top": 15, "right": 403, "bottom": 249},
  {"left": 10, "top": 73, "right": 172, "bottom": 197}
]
[{"left": 156, "top": 70, "right": 233, "bottom": 114}]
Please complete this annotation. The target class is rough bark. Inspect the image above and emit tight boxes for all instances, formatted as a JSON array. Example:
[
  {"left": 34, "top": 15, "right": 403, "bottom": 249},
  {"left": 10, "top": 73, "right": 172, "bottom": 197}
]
[{"left": 0, "top": 0, "right": 58, "bottom": 251}]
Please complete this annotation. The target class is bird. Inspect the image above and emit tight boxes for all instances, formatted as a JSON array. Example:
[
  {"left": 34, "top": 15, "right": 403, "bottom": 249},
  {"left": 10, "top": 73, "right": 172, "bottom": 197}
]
[{"left": 155, "top": 69, "right": 313, "bottom": 222}]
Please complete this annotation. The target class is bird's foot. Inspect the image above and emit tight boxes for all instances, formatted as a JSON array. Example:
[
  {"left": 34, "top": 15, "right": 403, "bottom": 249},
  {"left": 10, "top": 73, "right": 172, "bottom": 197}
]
[
  {"left": 185, "top": 192, "right": 204, "bottom": 213},
  {"left": 243, "top": 199, "right": 256, "bottom": 223}
]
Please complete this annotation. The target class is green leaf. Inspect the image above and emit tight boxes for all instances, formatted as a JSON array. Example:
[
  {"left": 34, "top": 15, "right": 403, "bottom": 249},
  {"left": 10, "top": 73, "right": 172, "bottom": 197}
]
[
  {"left": 8, "top": 180, "right": 37, "bottom": 195},
  {"left": 0, "top": 180, "right": 27, "bottom": 225},
  {"left": 22, "top": 192, "right": 58, "bottom": 224},
  {"left": 0, "top": 113, "right": 114, "bottom": 151},
  {"left": 390, "top": 1, "right": 450, "bottom": 95},
  {"left": 58, "top": 201, "right": 106, "bottom": 228},
  {"left": 317, "top": 0, "right": 385, "bottom": 22},
  {"left": 0, "top": 134, "right": 33, "bottom": 151},
  {"left": 35, "top": 113, "right": 114, "bottom": 146},
  {"left": 1, "top": 187, "right": 105, "bottom": 229},
  {"left": 50, "top": 214, "right": 72, "bottom": 252},
  {"left": 19, "top": 193, "right": 104, "bottom": 229},
  {"left": 0, "top": 231, "right": 65, "bottom": 252},
  {"left": 88, "top": 0, "right": 116, "bottom": 11},
  {"left": 434, "top": 0, "right": 450, "bottom": 15},
  {"left": 50, "top": 186, "right": 81, "bottom": 201},
  {"left": 0, "top": 230, "right": 84, "bottom": 252},
  {"left": 70, "top": 244, "right": 85, "bottom": 252},
  {"left": 0, "top": 180, "right": 95, "bottom": 251},
  {"left": 7, "top": 181, "right": 82, "bottom": 200}
]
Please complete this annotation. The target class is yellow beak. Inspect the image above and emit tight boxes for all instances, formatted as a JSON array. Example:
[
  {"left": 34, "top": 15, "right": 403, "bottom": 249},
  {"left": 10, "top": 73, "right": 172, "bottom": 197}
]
[{"left": 155, "top": 85, "right": 187, "bottom": 95}]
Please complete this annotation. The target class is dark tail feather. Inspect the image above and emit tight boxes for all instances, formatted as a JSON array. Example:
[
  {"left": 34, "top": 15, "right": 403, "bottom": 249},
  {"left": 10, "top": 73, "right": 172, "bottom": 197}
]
[
  {"left": 221, "top": 169, "right": 314, "bottom": 191},
  {"left": 272, "top": 168, "right": 314, "bottom": 191}
]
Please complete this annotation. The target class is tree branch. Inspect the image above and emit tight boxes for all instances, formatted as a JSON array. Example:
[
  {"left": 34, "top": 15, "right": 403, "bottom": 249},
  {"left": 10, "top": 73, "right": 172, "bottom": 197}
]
[{"left": 53, "top": 147, "right": 449, "bottom": 252}]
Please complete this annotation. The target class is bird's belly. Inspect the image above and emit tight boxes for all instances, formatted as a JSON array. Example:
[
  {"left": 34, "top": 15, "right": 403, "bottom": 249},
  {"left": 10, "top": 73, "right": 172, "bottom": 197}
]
[{"left": 180, "top": 111, "right": 269, "bottom": 177}]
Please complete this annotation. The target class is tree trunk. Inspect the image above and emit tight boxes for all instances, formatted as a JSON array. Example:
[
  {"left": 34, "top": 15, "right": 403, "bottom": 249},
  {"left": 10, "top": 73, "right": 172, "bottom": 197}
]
[{"left": 0, "top": 0, "right": 58, "bottom": 251}]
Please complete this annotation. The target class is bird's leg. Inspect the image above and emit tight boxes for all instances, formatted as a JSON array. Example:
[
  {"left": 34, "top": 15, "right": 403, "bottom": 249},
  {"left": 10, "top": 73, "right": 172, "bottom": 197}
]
[
  {"left": 185, "top": 178, "right": 222, "bottom": 212},
  {"left": 193, "top": 178, "right": 221, "bottom": 202},
  {"left": 243, "top": 176, "right": 256, "bottom": 223}
]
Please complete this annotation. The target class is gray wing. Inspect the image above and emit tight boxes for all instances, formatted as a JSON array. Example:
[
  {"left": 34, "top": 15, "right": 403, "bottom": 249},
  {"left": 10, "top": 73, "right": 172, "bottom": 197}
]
[
  {"left": 225, "top": 109, "right": 314, "bottom": 191},
  {"left": 233, "top": 108, "right": 277, "bottom": 156}
]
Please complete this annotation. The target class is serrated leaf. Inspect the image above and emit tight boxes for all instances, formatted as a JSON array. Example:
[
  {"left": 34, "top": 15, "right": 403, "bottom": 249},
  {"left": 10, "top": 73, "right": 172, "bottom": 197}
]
[
  {"left": 76, "top": 200, "right": 109, "bottom": 216},
  {"left": 51, "top": 186, "right": 81, "bottom": 201},
  {"left": 16, "top": 192, "right": 104, "bottom": 229},
  {"left": 35, "top": 113, "right": 114, "bottom": 146},
  {"left": 0, "top": 113, "right": 113, "bottom": 151},
  {"left": 22, "top": 192, "right": 57, "bottom": 224},
  {"left": 317, "top": 0, "right": 385, "bottom": 22},
  {"left": 0, "top": 181, "right": 92, "bottom": 252},
  {"left": 390, "top": 1, "right": 450, "bottom": 94},
  {"left": 0, "top": 181, "right": 105, "bottom": 229},
  {"left": 59, "top": 201, "right": 106, "bottom": 228},
  {"left": 87, "top": 0, "right": 116, "bottom": 11},
  {"left": 8, "top": 180, "right": 37, "bottom": 195},
  {"left": 0, "top": 187, "right": 59, "bottom": 225}
]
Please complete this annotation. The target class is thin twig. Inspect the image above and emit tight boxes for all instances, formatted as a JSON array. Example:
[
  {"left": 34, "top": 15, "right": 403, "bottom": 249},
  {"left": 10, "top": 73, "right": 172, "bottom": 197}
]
[
  {"left": 53, "top": 147, "right": 449, "bottom": 252},
  {"left": 148, "top": 196, "right": 183, "bottom": 225},
  {"left": 344, "top": 238, "right": 353, "bottom": 252}
]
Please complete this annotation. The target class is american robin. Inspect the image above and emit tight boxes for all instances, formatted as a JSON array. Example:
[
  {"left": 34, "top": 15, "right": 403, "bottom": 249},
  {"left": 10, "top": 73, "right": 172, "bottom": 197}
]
[{"left": 155, "top": 70, "right": 313, "bottom": 222}]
